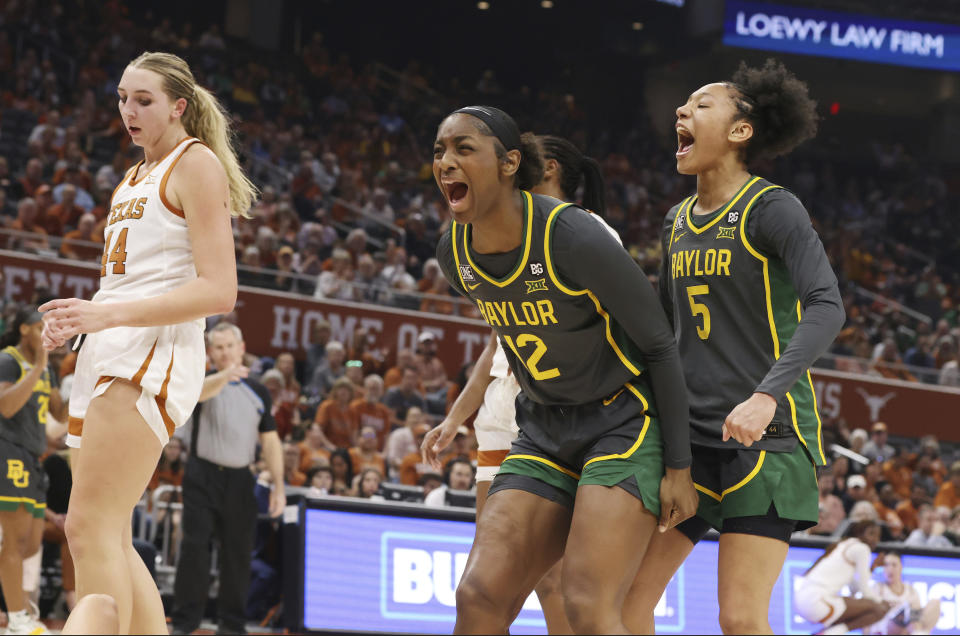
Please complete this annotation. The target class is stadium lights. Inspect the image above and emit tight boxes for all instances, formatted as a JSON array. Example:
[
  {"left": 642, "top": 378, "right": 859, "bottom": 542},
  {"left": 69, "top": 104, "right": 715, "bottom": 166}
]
[
  {"left": 632, "top": 21, "right": 644, "bottom": 30},
  {"left": 541, "top": 0, "right": 554, "bottom": 7},
  {"left": 477, "top": 1, "right": 489, "bottom": 9}
]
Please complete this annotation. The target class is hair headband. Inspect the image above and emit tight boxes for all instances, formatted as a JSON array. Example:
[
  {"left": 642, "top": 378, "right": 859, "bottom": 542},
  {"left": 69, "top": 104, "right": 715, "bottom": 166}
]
[{"left": 453, "top": 105, "right": 521, "bottom": 151}]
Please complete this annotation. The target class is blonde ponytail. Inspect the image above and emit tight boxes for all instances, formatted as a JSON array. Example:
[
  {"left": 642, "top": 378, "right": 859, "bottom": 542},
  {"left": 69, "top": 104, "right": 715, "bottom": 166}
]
[{"left": 128, "top": 51, "right": 257, "bottom": 217}]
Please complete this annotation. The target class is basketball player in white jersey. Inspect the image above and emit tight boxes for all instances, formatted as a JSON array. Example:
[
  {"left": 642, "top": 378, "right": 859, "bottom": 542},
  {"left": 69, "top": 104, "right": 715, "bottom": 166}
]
[
  {"left": 867, "top": 552, "right": 941, "bottom": 635},
  {"left": 40, "top": 51, "right": 256, "bottom": 634},
  {"left": 423, "top": 134, "right": 619, "bottom": 634},
  {"left": 795, "top": 520, "right": 891, "bottom": 634}
]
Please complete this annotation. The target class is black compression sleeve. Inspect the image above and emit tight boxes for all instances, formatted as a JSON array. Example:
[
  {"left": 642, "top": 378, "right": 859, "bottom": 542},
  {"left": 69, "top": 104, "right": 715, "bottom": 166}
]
[
  {"left": 552, "top": 207, "right": 691, "bottom": 469},
  {"left": 747, "top": 190, "right": 846, "bottom": 399}
]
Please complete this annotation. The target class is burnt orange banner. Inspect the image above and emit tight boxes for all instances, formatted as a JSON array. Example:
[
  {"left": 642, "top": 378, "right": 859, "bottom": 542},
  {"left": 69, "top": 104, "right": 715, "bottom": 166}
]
[{"left": 3, "top": 250, "right": 957, "bottom": 441}]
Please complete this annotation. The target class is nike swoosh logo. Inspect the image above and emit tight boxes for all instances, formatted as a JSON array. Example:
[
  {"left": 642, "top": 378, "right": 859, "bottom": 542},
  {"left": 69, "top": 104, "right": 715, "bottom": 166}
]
[
  {"left": 467, "top": 282, "right": 481, "bottom": 291},
  {"left": 672, "top": 232, "right": 687, "bottom": 245}
]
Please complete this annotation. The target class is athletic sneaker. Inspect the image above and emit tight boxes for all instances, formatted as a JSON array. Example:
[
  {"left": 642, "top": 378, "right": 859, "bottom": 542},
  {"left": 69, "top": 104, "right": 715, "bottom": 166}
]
[{"left": 4, "top": 609, "right": 48, "bottom": 635}]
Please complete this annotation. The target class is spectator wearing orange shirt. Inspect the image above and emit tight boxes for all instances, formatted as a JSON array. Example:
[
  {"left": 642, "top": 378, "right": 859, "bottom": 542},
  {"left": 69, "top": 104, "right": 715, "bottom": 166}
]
[
  {"left": 419, "top": 274, "right": 457, "bottom": 315},
  {"left": 384, "top": 348, "right": 416, "bottom": 389},
  {"left": 874, "top": 483, "right": 905, "bottom": 540},
  {"left": 15, "top": 158, "right": 43, "bottom": 198},
  {"left": 314, "top": 377, "right": 358, "bottom": 449},
  {"left": 896, "top": 485, "right": 932, "bottom": 533},
  {"left": 8, "top": 197, "right": 49, "bottom": 251},
  {"left": 399, "top": 422, "right": 433, "bottom": 485},
  {"left": 882, "top": 451, "right": 914, "bottom": 500},
  {"left": 934, "top": 462, "right": 960, "bottom": 509},
  {"left": 45, "top": 182, "right": 84, "bottom": 235},
  {"left": 298, "top": 423, "right": 331, "bottom": 473},
  {"left": 349, "top": 374, "right": 391, "bottom": 448},
  {"left": 283, "top": 442, "right": 307, "bottom": 486},
  {"left": 344, "top": 359, "right": 366, "bottom": 399},
  {"left": 261, "top": 369, "right": 299, "bottom": 442},
  {"left": 349, "top": 425, "right": 387, "bottom": 477},
  {"left": 60, "top": 212, "right": 103, "bottom": 261},
  {"left": 149, "top": 437, "right": 186, "bottom": 491}
]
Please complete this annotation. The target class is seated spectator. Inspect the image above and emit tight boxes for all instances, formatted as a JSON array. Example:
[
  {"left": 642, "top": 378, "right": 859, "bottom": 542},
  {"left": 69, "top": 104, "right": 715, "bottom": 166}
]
[
  {"left": 934, "top": 461, "right": 960, "bottom": 509},
  {"left": 349, "top": 327, "right": 389, "bottom": 378},
  {"left": 60, "top": 212, "right": 103, "bottom": 261},
  {"left": 349, "top": 425, "right": 387, "bottom": 476},
  {"left": 895, "top": 485, "right": 932, "bottom": 534},
  {"left": 299, "top": 423, "right": 331, "bottom": 473},
  {"left": 8, "top": 197, "right": 49, "bottom": 251},
  {"left": 283, "top": 441, "right": 307, "bottom": 486},
  {"left": 352, "top": 253, "right": 388, "bottom": 304},
  {"left": 353, "top": 468, "right": 385, "bottom": 499},
  {"left": 398, "top": 423, "right": 434, "bottom": 485},
  {"left": 384, "top": 348, "right": 417, "bottom": 388},
  {"left": 344, "top": 359, "right": 365, "bottom": 398},
  {"left": 261, "top": 369, "right": 299, "bottom": 441},
  {"left": 304, "top": 319, "right": 332, "bottom": 383},
  {"left": 384, "top": 367, "right": 427, "bottom": 428},
  {"left": 314, "top": 377, "right": 358, "bottom": 450},
  {"left": 912, "top": 455, "right": 941, "bottom": 498},
  {"left": 306, "top": 340, "right": 346, "bottom": 400},
  {"left": 306, "top": 466, "right": 335, "bottom": 497},
  {"left": 349, "top": 374, "right": 392, "bottom": 448},
  {"left": 874, "top": 483, "right": 905, "bottom": 540},
  {"left": 861, "top": 422, "right": 895, "bottom": 463},
  {"left": 904, "top": 505, "right": 953, "bottom": 549},
  {"left": 424, "top": 457, "right": 476, "bottom": 507},
  {"left": 849, "top": 428, "right": 869, "bottom": 460},
  {"left": 45, "top": 182, "right": 84, "bottom": 235},
  {"left": 274, "top": 351, "right": 302, "bottom": 398},
  {"left": 415, "top": 331, "right": 450, "bottom": 392},
  {"left": 385, "top": 407, "right": 427, "bottom": 478},
  {"left": 149, "top": 436, "right": 186, "bottom": 491},
  {"left": 869, "top": 339, "right": 918, "bottom": 382},
  {"left": 419, "top": 274, "right": 458, "bottom": 315},
  {"left": 843, "top": 474, "right": 870, "bottom": 514},
  {"left": 314, "top": 248, "right": 354, "bottom": 300},
  {"left": 882, "top": 451, "right": 914, "bottom": 500},
  {"left": 329, "top": 448, "right": 354, "bottom": 496},
  {"left": 419, "top": 472, "right": 444, "bottom": 499},
  {"left": 810, "top": 468, "right": 845, "bottom": 536}
]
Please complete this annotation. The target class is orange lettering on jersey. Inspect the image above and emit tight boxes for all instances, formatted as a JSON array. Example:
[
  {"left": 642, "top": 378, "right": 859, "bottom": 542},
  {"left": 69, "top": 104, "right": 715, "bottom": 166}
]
[
  {"left": 536, "top": 300, "right": 558, "bottom": 325},
  {"left": 133, "top": 197, "right": 146, "bottom": 218}
]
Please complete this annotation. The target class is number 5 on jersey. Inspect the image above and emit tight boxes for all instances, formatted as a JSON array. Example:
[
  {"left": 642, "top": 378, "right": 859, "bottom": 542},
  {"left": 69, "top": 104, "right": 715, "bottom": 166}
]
[
  {"left": 686, "top": 284, "right": 711, "bottom": 340},
  {"left": 100, "top": 228, "right": 129, "bottom": 276},
  {"left": 502, "top": 333, "right": 560, "bottom": 381}
]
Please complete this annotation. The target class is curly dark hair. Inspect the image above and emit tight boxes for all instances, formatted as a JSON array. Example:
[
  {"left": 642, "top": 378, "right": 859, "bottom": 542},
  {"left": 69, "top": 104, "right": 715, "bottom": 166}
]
[{"left": 727, "top": 58, "right": 818, "bottom": 165}]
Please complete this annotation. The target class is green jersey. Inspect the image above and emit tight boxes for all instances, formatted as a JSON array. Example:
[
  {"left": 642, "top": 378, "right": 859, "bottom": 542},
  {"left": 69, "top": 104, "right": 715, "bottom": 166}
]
[{"left": 0, "top": 346, "right": 54, "bottom": 457}]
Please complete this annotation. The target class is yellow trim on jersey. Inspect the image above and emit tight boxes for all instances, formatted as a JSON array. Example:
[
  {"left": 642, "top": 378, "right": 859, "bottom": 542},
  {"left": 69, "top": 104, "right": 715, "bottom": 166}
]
[
  {"left": 502, "top": 454, "right": 581, "bottom": 480},
  {"left": 450, "top": 224, "right": 468, "bottom": 292},
  {"left": 797, "top": 301, "right": 827, "bottom": 464},
  {"left": 460, "top": 190, "right": 534, "bottom": 288},
  {"left": 740, "top": 184, "right": 821, "bottom": 458},
  {"left": 694, "top": 450, "right": 767, "bottom": 502},
  {"left": 667, "top": 196, "right": 693, "bottom": 250},
  {"left": 543, "top": 204, "right": 642, "bottom": 376},
  {"left": 583, "top": 383, "right": 651, "bottom": 468},
  {"left": 685, "top": 176, "right": 760, "bottom": 235},
  {"left": 0, "top": 495, "right": 45, "bottom": 509}
]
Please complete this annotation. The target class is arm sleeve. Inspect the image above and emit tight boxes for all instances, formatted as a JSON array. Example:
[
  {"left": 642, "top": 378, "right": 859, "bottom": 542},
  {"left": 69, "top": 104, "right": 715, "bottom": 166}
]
[
  {"left": 436, "top": 230, "right": 468, "bottom": 297},
  {"left": 747, "top": 190, "right": 846, "bottom": 399},
  {"left": 659, "top": 209, "right": 678, "bottom": 327},
  {"left": 553, "top": 207, "right": 691, "bottom": 469},
  {"left": 249, "top": 381, "right": 277, "bottom": 433}
]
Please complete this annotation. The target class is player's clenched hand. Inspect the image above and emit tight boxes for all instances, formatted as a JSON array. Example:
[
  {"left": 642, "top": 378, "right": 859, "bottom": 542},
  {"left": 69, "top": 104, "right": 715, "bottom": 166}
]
[
  {"left": 658, "top": 467, "right": 698, "bottom": 533},
  {"left": 40, "top": 298, "right": 113, "bottom": 344},
  {"left": 421, "top": 419, "right": 460, "bottom": 472},
  {"left": 722, "top": 392, "right": 777, "bottom": 447}
]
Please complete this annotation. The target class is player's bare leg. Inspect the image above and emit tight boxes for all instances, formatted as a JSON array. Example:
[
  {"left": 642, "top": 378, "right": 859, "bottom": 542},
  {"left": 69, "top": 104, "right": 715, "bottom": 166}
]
[
  {"left": 716, "top": 533, "right": 788, "bottom": 634},
  {"left": 62, "top": 593, "right": 119, "bottom": 635},
  {"left": 622, "top": 527, "right": 695, "bottom": 633}
]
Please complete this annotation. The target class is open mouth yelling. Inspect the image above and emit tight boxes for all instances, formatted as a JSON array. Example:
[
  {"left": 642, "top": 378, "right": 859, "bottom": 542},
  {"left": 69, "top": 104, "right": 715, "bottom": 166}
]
[
  {"left": 676, "top": 126, "right": 694, "bottom": 158},
  {"left": 128, "top": 125, "right": 142, "bottom": 136},
  {"left": 444, "top": 181, "right": 469, "bottom": 209}
]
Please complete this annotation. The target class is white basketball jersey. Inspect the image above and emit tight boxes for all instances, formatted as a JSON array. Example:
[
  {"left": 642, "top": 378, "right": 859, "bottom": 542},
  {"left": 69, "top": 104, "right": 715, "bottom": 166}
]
[
  {"left": 801, "top": 538, "right": 878, "bottom": 599},
  {"left": 95, "top": 137, "right": 201, "bottom": 305}
]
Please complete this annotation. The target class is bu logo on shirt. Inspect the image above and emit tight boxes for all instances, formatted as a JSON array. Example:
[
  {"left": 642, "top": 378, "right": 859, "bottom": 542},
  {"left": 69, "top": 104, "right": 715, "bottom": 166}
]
[
  {"left": 459, "top": 265, "right": 476, "bottom": 282},
  {"left": 529, "top": 262, "right": 544, "bottom": 275},
  {"left": 6, "top": 460, "right": 28, "bottom": 488}
]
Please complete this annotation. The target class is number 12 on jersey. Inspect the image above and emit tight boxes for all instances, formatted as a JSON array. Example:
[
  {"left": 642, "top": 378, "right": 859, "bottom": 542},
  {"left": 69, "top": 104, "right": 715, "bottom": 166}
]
[
  {"left": 502, "top": 333, "right": 561, "bottom": 381},
  {"left": 686, "top": 284, "right": 711, "bottom": 340},
  {"left": 100, "top": 228, "right": 129, "bottom": 276}
]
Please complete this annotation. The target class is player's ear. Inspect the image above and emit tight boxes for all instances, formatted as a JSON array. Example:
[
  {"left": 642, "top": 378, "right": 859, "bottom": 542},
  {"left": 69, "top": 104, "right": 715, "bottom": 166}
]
[
  {"left": 500, "top": 149, "right": 521, "bottom": 179},
  {"left": 542, "top": 158, "right": 559, "bottom": 182},
  {"left": 729, "top": 119, "right": 753, "bottom": 145}
]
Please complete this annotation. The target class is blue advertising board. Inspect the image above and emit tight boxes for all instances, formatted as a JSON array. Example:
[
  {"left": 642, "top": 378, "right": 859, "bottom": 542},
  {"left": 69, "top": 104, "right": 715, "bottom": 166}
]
[
  {"left": 298, "top": 504, "right": 960, "bottom": 634},
  {"left": 723, "top": 0, "right": 960, "bottom": 71}
]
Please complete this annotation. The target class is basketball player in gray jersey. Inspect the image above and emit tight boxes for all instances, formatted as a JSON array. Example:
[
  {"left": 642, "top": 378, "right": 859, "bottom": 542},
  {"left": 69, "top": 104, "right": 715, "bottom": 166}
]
[{"left": 625, "top": 60, "right": 845, "bottom": 634}]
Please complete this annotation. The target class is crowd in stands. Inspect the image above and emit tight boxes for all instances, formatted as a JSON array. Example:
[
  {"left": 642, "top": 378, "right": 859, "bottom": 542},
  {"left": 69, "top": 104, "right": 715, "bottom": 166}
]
[{"left": 0, "top": 0, "right": 959, "bottom": 626}]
